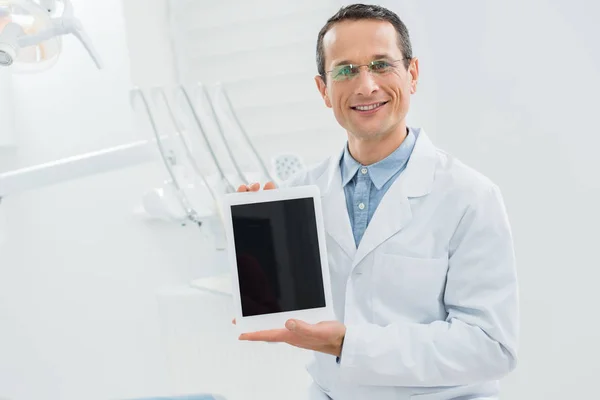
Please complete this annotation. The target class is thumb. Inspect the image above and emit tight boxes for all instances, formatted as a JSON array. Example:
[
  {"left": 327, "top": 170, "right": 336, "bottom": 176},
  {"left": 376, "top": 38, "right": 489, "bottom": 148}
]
[
  {"left": 285, "top": 319, "right": 313, "bottom": 335},
  {"left": 264, "top": 181, "right": 277, "bottom": 190}
]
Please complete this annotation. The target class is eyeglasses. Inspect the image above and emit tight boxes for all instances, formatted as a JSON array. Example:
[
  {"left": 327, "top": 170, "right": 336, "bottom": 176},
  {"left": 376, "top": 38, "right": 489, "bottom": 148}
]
[{"left": 326, "top": 59, "right": 405, "bottom": 81}]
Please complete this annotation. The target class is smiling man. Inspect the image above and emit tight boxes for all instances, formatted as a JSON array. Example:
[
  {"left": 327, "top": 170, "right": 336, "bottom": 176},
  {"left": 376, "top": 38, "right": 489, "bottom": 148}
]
[{"left": 237, "top": 4, "right": 519, "bottom": 399}]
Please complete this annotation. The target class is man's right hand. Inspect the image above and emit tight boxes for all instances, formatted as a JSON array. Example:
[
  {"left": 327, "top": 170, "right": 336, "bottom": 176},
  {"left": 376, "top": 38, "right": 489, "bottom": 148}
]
[{"left": 237, "top": 182, "right": 276, "bottom": 192}]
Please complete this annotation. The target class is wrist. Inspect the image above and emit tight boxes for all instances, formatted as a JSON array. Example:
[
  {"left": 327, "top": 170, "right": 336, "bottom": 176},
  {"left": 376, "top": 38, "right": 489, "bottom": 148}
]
[{"left": 336, "top": 326, "right": 346, "bottom": 357}]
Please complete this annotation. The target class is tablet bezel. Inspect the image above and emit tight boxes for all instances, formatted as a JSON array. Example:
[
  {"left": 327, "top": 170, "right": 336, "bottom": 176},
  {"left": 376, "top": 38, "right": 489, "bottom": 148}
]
[{"left": 221, "top": 185, "right": 334, "bottom": 334}]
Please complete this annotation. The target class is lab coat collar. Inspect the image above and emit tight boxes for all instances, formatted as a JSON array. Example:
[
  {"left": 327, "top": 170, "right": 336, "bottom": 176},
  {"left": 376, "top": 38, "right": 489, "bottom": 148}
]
[
  {"left": 319, "top": 128, "right": 437, "bottom": 265},
  {"left": 393, "top": 127, "right": 437, "bottom": 198}
]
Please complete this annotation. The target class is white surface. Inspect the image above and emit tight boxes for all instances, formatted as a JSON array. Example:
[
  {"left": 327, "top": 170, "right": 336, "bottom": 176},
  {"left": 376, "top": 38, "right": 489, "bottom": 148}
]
[{"left": 221, "top": 185, "right": 334, "bottom": 334}]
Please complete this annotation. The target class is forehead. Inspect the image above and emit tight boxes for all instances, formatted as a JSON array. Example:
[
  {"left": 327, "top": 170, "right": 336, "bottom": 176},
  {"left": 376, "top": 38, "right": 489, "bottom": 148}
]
[{"left": 322, "top": 19, "right": 401, "bottom": 65}]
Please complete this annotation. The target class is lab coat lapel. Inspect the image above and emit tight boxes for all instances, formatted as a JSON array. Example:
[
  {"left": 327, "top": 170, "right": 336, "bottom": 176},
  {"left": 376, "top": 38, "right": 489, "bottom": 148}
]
[
  {"left": 351, "top": 178, "right": 412, "bottom": 269},
  {"left": 320, "top": 152, "right": 357, "bottom": 260},
  {"left": 352, "top": 129, "right": 438, "bottom": 268}
]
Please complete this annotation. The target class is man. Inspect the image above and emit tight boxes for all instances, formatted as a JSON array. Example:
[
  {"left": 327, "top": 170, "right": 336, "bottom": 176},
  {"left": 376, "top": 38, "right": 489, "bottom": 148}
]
[{"left": 237, "top": 4, "right": 519, "bottom": 399}]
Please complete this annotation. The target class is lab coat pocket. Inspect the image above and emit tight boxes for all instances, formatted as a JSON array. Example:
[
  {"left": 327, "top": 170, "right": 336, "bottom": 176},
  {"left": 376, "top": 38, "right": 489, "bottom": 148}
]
[{"left": 373, "top": 253, "right": 448, "bottom": 324}]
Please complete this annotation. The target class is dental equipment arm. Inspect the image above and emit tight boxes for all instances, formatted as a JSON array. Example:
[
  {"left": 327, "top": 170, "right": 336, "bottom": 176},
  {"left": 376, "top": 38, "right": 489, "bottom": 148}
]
[{"left": 0, "top": 0, "right": 101, "bottom": 69}]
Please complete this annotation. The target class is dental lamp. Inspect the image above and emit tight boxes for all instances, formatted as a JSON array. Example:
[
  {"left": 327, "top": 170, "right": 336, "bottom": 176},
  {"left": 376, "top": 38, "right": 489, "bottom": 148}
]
[{"left": 0, "top": 0, "right": 102, "bottom": 71}]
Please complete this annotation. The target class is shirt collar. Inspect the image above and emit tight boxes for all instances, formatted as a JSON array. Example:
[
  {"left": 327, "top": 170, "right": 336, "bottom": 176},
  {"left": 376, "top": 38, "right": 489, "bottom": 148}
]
[
  {"left": 340, "top": 128, "right": 417, "bottom": 190},
  {"left": 340, "top": 146, "right": 361, "bottom": 187}
]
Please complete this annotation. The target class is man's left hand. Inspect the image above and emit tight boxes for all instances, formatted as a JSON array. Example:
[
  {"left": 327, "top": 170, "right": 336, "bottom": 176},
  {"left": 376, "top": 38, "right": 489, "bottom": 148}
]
[{"left": 238, "top": 319, "right": 346, "bottom": 357}]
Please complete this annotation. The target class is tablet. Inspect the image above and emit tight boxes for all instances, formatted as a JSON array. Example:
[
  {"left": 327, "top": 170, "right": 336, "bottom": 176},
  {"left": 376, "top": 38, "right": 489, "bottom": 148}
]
[{"left": 221, "top": 185, "right": 334, "bottom": 334}]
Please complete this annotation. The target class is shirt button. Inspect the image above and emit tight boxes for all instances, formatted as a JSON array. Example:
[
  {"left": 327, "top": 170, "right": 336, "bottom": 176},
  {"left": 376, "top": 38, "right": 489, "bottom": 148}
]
[
  {"left": 361, "top": 167, "right": 368, "bottom": 174},
  {"left": 358, "top": 202, "right": 365, "bottom": 210}
]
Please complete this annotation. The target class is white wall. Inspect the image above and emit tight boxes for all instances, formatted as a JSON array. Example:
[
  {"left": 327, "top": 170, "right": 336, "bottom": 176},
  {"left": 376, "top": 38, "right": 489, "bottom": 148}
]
[
  {"left": 120, "top": 0, "right": 177, "bottom": 88},
  {"left": 1, "top": 0, "right": 599, "bottom": 399}
]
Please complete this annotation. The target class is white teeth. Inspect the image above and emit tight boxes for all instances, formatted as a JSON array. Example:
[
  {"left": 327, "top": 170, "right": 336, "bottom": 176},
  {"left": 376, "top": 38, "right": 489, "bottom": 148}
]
[{"left": 355, "top": 102, "right": 385, "bottom": 111}]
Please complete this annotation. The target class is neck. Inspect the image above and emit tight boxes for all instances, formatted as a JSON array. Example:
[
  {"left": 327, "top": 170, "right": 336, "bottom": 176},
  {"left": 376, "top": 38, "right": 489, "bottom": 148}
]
[{"left": 347, "top": 124, "right": 408, "bottom": 165}]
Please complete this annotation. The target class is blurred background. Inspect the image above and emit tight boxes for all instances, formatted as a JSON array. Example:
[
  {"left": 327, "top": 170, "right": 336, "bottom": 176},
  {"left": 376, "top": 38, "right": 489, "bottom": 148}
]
[{"left": 0, "top": 0, "right": 598, "bottom": 399}]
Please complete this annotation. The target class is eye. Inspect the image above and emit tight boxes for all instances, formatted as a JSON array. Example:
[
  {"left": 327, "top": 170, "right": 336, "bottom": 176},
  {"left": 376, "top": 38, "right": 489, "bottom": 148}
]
[
  {"left": 371, "top": 60, "right": 393, "bottom": 72},
  {"left": 334, "top": 65, "right": 355, "bottom": 79}
]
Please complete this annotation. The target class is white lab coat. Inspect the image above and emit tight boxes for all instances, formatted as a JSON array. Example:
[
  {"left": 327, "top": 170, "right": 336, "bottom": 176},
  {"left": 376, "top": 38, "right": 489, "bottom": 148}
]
[{"left": 285, "top": 128, "right": 519, "bottom": 400}]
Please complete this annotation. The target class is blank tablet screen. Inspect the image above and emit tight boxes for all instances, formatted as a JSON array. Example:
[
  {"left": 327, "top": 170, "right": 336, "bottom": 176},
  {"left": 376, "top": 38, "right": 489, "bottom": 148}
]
[{"left": 231, "top": 197, "right": 326, "bottom": 317}]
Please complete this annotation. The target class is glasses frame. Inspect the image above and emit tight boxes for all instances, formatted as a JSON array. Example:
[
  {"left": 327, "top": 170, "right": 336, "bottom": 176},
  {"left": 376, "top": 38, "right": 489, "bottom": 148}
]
[{"left": 325, "top": 58, "right": 407, "bottom": 81}]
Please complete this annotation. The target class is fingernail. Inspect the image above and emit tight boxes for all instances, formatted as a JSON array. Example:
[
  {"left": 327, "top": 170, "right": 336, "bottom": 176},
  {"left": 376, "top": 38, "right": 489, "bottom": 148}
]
[{"left": 286, "top": 320, "right": 296, "bottom": 330}]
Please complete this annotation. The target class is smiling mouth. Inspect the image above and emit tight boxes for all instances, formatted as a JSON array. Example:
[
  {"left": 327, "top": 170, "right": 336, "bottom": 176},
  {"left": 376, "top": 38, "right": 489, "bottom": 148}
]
[{"left": 351, "top": 101, "right": 389, "bottom": 111}]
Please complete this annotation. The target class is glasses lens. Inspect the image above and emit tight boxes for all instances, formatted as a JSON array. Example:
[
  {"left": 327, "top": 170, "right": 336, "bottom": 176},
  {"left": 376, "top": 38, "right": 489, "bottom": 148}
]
[
  {"left": 332, "top": 65, "right": 357, "bottom": 81},
  {"left": 369, "top": 60, "right": 393, "bottom": 73}
]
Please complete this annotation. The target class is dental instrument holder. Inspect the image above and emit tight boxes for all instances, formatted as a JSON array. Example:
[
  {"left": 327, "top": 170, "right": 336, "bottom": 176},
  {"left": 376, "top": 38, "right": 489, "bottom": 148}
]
[
  {"left": 212, "top": 82, "right": 276, "bottom": 184},
  {"left": 150, "top": 86, "right": 228, "bottom": 248},
  {"left": 151, "top": 87, "right": 219, "bottom": 204},
  {"left": 196, "top": 83, "right": 249, "bottom": 186},
  {"left": 149, "top": 82, "right": 281, "bottom": 248},
  {"left": 176, "top": 85, "right": 236, "bottom": 194},
  {"left": 130, "top": 87, "right": 202, "bottom": 226}
]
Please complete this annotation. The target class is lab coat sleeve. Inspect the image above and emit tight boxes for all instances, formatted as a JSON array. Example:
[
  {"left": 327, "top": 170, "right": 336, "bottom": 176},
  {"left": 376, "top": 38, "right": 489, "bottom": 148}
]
[{"left": 338, "top": 184, "right": 519, "bottom": 387}]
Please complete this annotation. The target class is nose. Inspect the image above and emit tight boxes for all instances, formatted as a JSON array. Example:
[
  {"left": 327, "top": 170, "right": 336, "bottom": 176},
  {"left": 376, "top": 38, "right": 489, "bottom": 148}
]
[{"left": 355, "top": 68, "right": 379, "bottom": 96}]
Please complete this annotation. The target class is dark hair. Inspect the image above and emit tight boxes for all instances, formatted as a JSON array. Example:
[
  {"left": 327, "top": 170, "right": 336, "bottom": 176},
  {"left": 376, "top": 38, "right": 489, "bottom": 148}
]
[{"left": 316, "top": 3, "right": 413, "bottom": 80}]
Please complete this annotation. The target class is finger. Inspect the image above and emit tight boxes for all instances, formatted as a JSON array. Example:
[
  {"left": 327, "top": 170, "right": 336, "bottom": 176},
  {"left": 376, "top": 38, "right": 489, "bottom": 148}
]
[
  {"left": 239, "top": 330, "right": 281, "bottom": 341},
  {"left": 232, "top": 318, "right": 236, "bottom": 325},
  {"left": 248, "top": 182, "right": 260, "bottom": 191},
  {"left": 239, "top": 328, "right": 290, "bottom": 342},
  {"left": 264, "top": 181, "right": 276, "bottom": 190},
  {"left": 285, "top": 319, "right": 314, "bottom": 336},
  {"left": 237, "top": 185, "right": 248, "bottom": 192}
]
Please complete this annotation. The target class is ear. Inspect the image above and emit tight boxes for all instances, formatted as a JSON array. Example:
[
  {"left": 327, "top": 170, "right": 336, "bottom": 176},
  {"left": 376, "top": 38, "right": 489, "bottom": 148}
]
[
  {"left": 409, "top": 58, "right": 419, "bottom": 94},
  {"left": 314, "top": 75, "right": 332, "bottom": 108}
]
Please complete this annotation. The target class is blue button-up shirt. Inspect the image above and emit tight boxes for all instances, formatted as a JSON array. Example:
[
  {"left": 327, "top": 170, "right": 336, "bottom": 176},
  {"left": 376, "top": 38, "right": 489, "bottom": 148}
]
[{"left": 340, "top": 128, "right": 417, "bottom": 247}]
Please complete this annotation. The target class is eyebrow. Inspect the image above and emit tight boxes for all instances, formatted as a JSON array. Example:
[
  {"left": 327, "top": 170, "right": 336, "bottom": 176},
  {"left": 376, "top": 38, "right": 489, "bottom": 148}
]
[
  {"left": 372, "top": 54, "right": 393, "bottom": 61},
  {"left": 332, "top": 54, "right": 394, "bottom": 67},
  {"left": 332, "top": 60, "right": 353, "bottom": 68}
]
